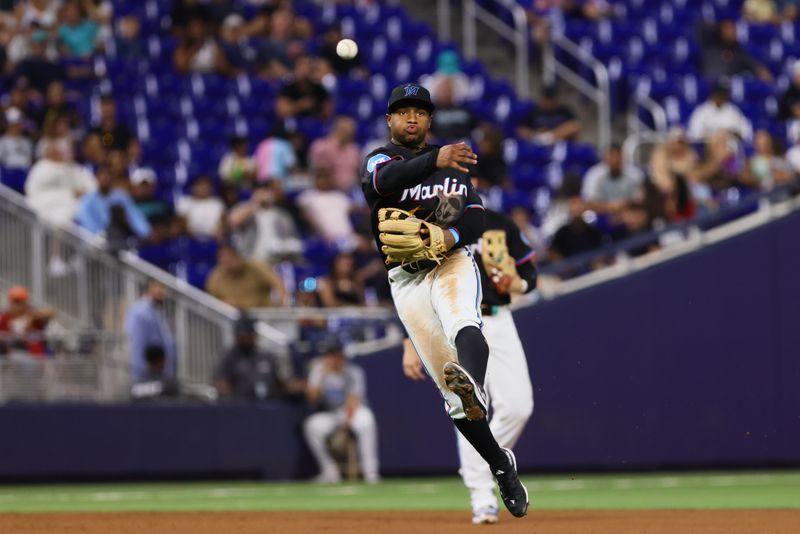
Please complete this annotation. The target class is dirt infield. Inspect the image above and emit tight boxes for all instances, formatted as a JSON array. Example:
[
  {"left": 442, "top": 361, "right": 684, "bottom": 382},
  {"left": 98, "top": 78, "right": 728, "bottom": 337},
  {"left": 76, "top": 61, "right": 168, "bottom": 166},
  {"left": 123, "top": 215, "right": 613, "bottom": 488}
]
[{"left": 1, "top": 510, "right": 799, "bottom": 534}]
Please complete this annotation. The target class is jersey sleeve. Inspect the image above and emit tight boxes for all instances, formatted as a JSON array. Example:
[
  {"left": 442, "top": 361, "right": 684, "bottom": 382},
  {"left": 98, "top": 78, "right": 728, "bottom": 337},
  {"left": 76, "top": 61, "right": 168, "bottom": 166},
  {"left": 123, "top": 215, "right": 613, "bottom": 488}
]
[
  {"left": 450, "top": 184, "right": 485, "bottom": 247},
  {"left": 360, "top": 148, "right": 439, "bottom": 197},
  {"left": 504, "top": 217, "right": 538, "bottom": 294}
]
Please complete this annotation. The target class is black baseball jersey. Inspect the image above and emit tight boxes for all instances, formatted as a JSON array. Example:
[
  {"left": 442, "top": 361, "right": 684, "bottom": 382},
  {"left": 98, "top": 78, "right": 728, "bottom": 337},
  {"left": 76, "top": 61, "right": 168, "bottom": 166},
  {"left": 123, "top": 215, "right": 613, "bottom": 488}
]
[
  {"left": 470, "top": 209, "right": 538, "bottom": 307},
  {"left": 360, "top": 142, "right": 485, "bottom": 269}
]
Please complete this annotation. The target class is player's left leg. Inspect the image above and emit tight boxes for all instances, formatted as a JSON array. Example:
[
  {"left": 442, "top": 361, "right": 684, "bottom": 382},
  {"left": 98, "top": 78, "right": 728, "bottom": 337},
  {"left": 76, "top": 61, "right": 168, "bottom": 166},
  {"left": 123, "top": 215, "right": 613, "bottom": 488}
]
[
  {"left": 457, "top": 308, "right": 534, "bottom": 522},
  {"left": 432, "top": 249, "right": 528, "bottom": 518},
  {"left": 349, "top": 405, "right": 381, "bottom": 483}
]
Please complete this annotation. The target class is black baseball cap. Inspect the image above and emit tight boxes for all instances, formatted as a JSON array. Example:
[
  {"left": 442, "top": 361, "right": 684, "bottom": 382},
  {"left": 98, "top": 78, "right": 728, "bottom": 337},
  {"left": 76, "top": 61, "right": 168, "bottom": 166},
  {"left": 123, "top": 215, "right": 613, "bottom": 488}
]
[{"left": 387, "top": 83, "right": 435, "bottom": 114}]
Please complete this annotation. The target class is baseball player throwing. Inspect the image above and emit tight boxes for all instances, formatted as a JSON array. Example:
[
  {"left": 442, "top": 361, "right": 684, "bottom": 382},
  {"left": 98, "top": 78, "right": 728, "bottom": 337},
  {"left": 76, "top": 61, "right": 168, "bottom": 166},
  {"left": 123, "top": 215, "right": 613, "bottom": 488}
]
[
  {"left": 403, "top": 208, "right": 537, "bottom": 524},
  {"left": 360, "top": 83, "right": 528, "bottom": 518}
]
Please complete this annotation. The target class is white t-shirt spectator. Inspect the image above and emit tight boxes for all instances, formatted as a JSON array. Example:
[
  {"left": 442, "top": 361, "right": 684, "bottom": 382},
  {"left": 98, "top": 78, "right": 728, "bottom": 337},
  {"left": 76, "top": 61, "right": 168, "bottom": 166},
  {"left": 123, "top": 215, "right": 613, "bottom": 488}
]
[
  {"left": 297, "top": 189, "right": 354, "bottom": 243},
  {"left": 176, "top": 196, "right": 224, "bottom": 238},
  {"left": 249, "top": 207, "right": 303, "bottom": 265},
  {"left": 0, "top": 134, "right": 34, "bottom": 169},
  {"left": 25, "top": 159, "right": 96, "bottom": 226},
  {"left": 687, "top": 100, "right": 753, "bottom": 142},
  {"left": 581, "top": 163, "right": 645, "bottom": 204}
]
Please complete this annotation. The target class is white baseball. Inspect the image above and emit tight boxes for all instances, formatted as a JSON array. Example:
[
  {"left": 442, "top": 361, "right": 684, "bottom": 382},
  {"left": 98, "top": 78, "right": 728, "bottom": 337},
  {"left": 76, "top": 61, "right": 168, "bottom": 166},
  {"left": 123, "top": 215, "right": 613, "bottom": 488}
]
[{"left": 336, "top": 38, "right": 358, "bottom": 60}]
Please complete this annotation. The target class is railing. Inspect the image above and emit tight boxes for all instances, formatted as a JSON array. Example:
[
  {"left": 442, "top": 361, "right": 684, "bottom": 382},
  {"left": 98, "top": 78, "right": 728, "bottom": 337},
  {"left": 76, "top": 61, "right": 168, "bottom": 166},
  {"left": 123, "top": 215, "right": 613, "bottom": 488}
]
[
  {"left": 621, "top": 129, "right": 669, "bottom": 168},
  {"left": 627, "top": 82, "right": 669, "bottom": 141},
  {"left": 0, "top": 184, "right": 272, "bottom": 394},
  {"left": 455, "top": 0, "right": 531, "bottom": 98},
  {"left": 543, "top": 34, "right": 611, "bottom": 151}
]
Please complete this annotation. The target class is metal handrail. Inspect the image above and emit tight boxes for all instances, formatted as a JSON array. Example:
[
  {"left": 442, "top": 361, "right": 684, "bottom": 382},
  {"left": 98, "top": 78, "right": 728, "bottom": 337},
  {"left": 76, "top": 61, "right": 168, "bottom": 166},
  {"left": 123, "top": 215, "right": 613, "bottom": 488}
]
[
  {"left": 621, "top": 129, "right": 669, "bottom": 168},
  {"left": 461, "top": 0, "right": 530, "bottom": 98},
  {"left": 543, "top": 33, "right": 611, "bottom": 151},
  {"left": 627, "top": 92, "right": 668, "bottom": 140}
]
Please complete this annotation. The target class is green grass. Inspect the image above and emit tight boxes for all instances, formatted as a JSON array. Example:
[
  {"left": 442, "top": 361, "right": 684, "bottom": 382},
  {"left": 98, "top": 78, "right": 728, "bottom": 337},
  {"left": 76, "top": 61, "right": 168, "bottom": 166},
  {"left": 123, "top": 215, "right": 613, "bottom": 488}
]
[{"left": 0, "top": 472, "right": 798, "bottom": 513}]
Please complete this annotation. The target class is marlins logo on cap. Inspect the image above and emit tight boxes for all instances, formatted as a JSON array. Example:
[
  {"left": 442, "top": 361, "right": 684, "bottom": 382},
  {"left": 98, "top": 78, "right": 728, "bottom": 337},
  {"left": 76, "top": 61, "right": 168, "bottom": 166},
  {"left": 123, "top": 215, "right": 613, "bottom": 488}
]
[{"left": 387, "top": 83, "right": 434, "bottom": 113}]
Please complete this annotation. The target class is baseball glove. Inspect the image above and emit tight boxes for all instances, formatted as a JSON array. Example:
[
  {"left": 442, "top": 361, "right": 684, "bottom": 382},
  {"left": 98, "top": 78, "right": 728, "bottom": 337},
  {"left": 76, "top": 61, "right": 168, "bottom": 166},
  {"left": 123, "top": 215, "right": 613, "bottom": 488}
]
[{"left": 378, "top": 207, "right": 449, "bottom": 266}]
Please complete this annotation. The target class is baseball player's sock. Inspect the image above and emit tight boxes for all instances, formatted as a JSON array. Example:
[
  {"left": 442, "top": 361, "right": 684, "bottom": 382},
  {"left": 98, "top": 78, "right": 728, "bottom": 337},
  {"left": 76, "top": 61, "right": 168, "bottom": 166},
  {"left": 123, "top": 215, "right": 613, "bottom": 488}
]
[
  {"left": 452, "top": 417, "right": 507, "bottom": 470},
  {"left": 455, "top": 326, "right": 489, "bottom": 385}
]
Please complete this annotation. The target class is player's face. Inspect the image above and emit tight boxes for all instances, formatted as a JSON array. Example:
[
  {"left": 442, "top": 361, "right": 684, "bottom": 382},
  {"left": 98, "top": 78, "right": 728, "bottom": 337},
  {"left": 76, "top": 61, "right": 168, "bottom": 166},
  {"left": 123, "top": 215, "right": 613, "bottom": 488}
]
[{"left": 387, "top": 106, "right": 431, "bottom": 147}]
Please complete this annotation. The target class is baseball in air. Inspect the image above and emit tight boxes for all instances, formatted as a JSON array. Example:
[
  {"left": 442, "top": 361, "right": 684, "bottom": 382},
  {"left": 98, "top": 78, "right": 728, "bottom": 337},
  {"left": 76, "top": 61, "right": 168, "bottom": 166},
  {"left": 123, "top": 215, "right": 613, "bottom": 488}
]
[{"left": 336, "top": 38, "right": 358, "bottom": 59}]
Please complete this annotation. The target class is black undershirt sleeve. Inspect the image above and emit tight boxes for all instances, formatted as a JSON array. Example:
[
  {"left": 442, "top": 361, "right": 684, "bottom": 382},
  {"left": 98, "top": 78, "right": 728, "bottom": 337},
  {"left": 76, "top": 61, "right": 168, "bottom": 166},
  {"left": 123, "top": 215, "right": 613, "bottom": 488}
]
[
  {"left": 516, "top": 260, "right": 538, "bottom": 294},
  {"left": 451, "top": 206, "right": 485, "bottom": 249},
  {"left": 372, "top": 149, "right": 440, "bottom": 196}
]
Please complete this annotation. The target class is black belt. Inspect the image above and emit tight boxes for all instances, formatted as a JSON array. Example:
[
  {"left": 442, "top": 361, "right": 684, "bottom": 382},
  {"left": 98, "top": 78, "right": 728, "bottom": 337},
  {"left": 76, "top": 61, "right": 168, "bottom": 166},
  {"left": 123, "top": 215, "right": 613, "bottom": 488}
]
[{"left": 481, "top": 304, "right": 503, "bottom": 316}]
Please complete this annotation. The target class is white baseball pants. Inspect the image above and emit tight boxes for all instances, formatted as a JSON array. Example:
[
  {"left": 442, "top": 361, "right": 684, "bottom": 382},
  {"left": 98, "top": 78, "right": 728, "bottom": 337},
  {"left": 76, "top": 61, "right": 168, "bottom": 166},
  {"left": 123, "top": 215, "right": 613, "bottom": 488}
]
[
  {"left": 303, "top": 405, "right": 380, "bottom": 482},
  {"left": 456, "top": 306, "right": 534, "bottom": 511},
  {"left": 388, "top": 248, "right": 484, "bottom": 419}
]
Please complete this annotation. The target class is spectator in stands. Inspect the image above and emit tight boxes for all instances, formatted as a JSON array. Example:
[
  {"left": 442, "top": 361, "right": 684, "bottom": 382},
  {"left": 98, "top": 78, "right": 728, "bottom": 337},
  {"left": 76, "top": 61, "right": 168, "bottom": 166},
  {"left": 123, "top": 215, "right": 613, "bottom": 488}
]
[
  {"left": 35, "top": 114, "right": 74, "bottom": 161},
  {"left": 263, "top": 5, "right": 310, "bottom": 69},
  {"left": 318, "top": 253, "right": 364, "bottom": 307},
  {"left": 742, "top": 129, "right": 794, "bottom": 190},
  {"left": 76, "top": 165, "right": 150, "bottom": 244},
  {"left": 206, "top": 243, "right": 287, "bottom": 309},
  {"left": 0, "top": 285, "right": 54, "bottom": 358},
  {"left": 176, "top": 175, "right": 225, "bottom": 239},
  {"left": 542, "top": 174, "right": 584, "bottom": 240},
  {"left": 509, "top": 205, "right": 548, "bottom": 262},
  {"left": 219, "top": 13, "right": 257, "bottom": 73},
  {"left": 297, "top": 165, "right": 356, "bottom": 247},
  {"left": 173, "top": 16, "right": 235, "bottom": 77},
  {"left": 693, "top": 130, "right": 747, "bottom": 195},
  {"left": 33, "top": 81, "right": 75, "bottom": 134},
  {"left": 87, "top": 95, "right": 133, "bottom": 152},
  {"left": 276, "top": 56, "right": 332, "bottom": 120},
  {"left": 303, "top": 338, "right": 380, "bottom": 484},
  {"left": 114, "top": 14, "right": 144, "bottom": 59},
  {"left": 0, "top": 107, "right": 33, "bottom": 170},
  {"left": 57, "top": 1, "right": 99, "bottom": 58},
  {"left": 218, "top": 136, "right": 256, "bottom": 187},
  {"left": 13, "top": 30, "right": 66, "bottom": 97},
  {"left": 609, "top": 202, "right": 660, "bottom": 257},
  {"left": 253, "top": 124, "right": 297, "bottom": 185},
  {"left": 15, "top": 0, "right": 60, "bottom": 31},
  {"left": 228, "top": 180, "right": 303, "bottom": 265},
  {"left": 743, "top": 0, "right": 781, "bottom": 23},
  {"left": 778, "top": 61, "right": 800, "bottom": 121},
  {"left": 25, "top": 143, "right": 96, "bottom": 227},
  {"left": 472, "top": 124, "right": 507, "bottom": 187},
  {"left": 84, "top": 0, "right": 114, "bottom": 44},
  {"left": 549, "top": 196, "right": 604, "bottom": 262},
  {"left": 125, "top": 279, "right": 176, "bottom": 384},
  {"left": 430, "top": 77, "right": 476, "bottom": 143},
  {"left": 701, "top": 19, "right": 773, "bottom": 83},
  {"left": 516, "top": 85, "right": 581, "bottom": 144},
  {"left": 170, "top": 0, "right": 212, "bottom": 38},
  {"left": 687, "top": 79, "right": 753, "bottom": 142},
  {"left": 778, "top": 0, "right": 800, "bottom": 20},
  {"left": 650, "top": 127, "right": 699, "bottom": 221},
  {"left": 422, "top": 50, "right": 471, "bottom": 105},
  {"left": 309, "top": 116, "right": 360, "bottom": 192},
  {"left": 213, "top": 315, "right": 301, "bottom": 401},
  {"left": 581, "top": 144, "right": 645, "bottom": 215},
  {"left": 561, "top": 0, "right": 611, "bottom": 20},
  {"left": 130, "top": 167, "right": 174, "bottom": 242}
]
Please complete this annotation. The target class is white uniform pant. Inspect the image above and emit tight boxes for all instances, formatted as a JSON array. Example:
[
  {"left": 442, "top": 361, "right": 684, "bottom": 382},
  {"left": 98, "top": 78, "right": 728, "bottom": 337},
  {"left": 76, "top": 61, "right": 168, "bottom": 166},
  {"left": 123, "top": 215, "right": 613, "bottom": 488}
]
[
  {"left": 388, "top": 248, "right": 484, "bottom": 419},
  {"left": 456, "top": 307, "right": 534, "bottom": 511},
  {"left": 303, "top": 405, "right": 380, "bottom": 480}
]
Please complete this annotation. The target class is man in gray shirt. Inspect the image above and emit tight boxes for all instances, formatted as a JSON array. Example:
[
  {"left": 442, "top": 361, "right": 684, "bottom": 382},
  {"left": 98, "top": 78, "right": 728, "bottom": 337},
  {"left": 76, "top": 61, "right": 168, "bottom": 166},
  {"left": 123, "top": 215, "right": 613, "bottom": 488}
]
[{"left": 303, "top": 339, "right": 380, "bottom": 484}]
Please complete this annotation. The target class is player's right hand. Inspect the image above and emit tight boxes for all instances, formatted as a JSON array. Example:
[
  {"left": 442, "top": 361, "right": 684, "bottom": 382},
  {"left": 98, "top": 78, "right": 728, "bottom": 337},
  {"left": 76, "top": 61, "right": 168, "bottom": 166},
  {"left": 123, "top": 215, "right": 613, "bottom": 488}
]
[
  {"left": 402, "top": 338, "right": 426, "bottom": 381},
  {"left": 436, "top": 142, "right": 478, "bottom": 173}
]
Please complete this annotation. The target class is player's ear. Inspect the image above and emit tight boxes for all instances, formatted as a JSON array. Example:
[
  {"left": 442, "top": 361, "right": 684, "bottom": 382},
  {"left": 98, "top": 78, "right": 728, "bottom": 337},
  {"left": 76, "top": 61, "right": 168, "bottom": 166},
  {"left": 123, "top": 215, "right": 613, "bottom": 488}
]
[{"left": 385, "top": 113, "right": 391, "bottom": 126}]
